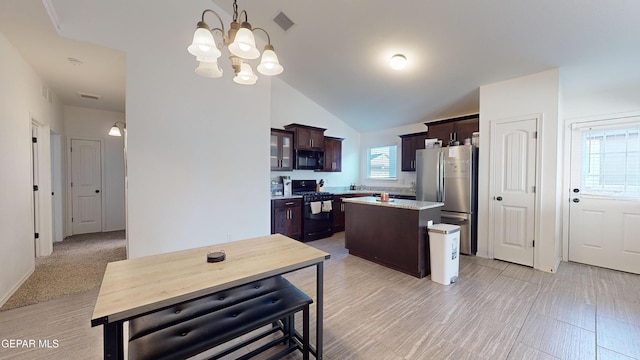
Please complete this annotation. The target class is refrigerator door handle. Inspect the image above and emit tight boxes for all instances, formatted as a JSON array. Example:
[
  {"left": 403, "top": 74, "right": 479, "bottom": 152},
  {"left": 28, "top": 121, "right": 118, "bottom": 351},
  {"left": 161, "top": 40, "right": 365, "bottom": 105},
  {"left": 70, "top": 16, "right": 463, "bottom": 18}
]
[
  {"left": 435, "top": 151, "right": 441, "bottom": 201},
  {"left": 441, "top": 211, "right": 469, "bottom": 222},
  {"left": 439, "top": 151, "right": 445, "bottom": 202}
]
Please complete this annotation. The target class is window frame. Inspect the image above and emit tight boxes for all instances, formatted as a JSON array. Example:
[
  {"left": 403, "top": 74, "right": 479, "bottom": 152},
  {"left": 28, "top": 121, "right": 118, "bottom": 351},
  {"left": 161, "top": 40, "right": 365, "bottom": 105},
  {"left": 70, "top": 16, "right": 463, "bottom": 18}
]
[
  {"left": 579, "top": 123, "right": 640, "bottom": 199},
  {"left": 367, "top": 144, "right": 398, "bottom": 180}
]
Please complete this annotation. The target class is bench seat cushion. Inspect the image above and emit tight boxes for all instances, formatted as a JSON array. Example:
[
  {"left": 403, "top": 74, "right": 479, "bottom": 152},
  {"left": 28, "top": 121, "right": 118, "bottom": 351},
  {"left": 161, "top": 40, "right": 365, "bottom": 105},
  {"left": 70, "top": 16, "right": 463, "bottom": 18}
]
[
  {"left": 129, "top": 276, "right": 293, "bottom": 341},
  {"left": 128, "top": 286, "right": 313, "bottom": 360}
]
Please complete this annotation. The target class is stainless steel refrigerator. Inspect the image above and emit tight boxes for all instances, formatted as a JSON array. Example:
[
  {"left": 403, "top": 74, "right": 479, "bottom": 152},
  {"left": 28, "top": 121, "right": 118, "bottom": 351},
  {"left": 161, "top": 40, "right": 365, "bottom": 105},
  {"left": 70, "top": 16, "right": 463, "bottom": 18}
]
[{"left": 416, "top": 146, "right": 478, "bottom": 255}]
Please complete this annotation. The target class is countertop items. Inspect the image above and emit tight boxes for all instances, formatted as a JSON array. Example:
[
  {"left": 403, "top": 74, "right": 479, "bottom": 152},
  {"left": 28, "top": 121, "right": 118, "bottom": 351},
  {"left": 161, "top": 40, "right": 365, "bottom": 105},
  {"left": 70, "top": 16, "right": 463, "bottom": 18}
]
[
  {"left": 330, "top": 190, "right": 416, "bottom": 197},
  {"left": 343, "top": 196, "right": 443, "bottom": 210},
  {"left": 271, "top": 191, "right": 415, "bottom": 200},
  {"left": 323, "top": 186, "right": 416, "bottom": 196}
]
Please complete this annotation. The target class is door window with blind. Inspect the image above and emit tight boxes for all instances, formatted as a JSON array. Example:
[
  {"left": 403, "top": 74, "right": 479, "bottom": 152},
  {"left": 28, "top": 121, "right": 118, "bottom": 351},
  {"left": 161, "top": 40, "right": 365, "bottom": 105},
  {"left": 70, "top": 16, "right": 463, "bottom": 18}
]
[
  {"left": 367, "top": 145, "right": 397, "bottom": 179},
  {"left": 580, "top": 123, "right": 640, "bottom": 198}
]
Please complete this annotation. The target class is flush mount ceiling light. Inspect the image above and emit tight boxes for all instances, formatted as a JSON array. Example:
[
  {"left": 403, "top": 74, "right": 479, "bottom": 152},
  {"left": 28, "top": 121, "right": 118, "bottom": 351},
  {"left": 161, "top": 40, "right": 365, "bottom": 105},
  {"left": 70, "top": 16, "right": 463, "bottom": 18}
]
[
  {"left": 389, "top": 54, "right": 407, "bottom": 70},
  {"left": 187, "top": 0, "right": 284, "bottom": 85}
]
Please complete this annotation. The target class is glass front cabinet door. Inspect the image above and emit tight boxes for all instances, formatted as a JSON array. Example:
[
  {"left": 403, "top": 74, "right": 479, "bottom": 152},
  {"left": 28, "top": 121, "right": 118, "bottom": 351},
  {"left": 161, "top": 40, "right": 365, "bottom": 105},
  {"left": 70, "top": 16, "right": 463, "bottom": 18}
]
[{"left": 271, "top": 129, "right": 294, "bottom": 171}]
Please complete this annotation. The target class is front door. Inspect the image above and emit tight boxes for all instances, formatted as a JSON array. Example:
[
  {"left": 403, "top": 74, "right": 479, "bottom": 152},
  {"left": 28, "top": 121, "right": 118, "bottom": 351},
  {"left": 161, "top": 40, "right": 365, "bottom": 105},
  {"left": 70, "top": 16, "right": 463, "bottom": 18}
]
[
  {"left": 492, "top": 117, "right": 538, "bottom": 266},
  {"left": 71, "top": 139, "right": 102, "bottom": 234},
  {"left": 569, "top": 118, "right": 640, "bottom": 274}
]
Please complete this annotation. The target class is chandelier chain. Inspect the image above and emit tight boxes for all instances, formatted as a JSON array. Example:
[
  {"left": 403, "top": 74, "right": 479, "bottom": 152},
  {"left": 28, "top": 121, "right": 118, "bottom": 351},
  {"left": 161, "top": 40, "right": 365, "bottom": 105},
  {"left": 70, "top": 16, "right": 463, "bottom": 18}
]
[{"left": 233, "top": 0, "right": 238, "bottom": 22}]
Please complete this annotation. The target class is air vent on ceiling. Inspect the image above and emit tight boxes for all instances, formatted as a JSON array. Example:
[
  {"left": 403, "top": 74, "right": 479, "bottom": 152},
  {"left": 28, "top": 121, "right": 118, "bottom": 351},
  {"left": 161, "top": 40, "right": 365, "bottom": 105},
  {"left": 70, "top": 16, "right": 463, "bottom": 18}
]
[
  {"left": 77, "top": 92, "right": 101, "bottom": 100},
  {"left": 273, "top": 11, "right": 295, "bottom": 31}
]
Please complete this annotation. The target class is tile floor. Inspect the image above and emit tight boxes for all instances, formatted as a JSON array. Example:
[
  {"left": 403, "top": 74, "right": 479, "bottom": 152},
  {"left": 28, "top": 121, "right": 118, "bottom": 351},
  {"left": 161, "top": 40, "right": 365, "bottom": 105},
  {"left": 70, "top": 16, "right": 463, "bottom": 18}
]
[
  {"left": 278, "top": 233, "right": 640, "bottom": 360},
  {"left": 1, "top": 232, "right": 639, "bottom": 359}
]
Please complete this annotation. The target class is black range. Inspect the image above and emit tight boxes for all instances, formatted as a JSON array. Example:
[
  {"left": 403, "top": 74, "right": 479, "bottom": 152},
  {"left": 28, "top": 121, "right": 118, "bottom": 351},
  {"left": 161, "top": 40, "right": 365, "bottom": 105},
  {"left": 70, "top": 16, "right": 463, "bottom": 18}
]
[{"left": 291, "top": 180, "right": 334, "bottom": 242}]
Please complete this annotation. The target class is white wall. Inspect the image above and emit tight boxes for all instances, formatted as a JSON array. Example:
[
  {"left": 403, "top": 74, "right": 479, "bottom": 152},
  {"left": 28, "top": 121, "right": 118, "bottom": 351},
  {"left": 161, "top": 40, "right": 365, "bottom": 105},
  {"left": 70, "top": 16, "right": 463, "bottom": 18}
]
[
  {"left": 359, "top": 123, "right": 429, "bottom": 189},
  {"left": 0, "top": 32, "right": 64, "bottom": 305},
  {"left": 270, "top": 78, "right": 360, "bottom": 187},
  {"left": 64, "top": 106, "right": 126, "bottom": 233},
  {"left": 358, "top": 115, "right": 478, "bottom": 189},
  {"left": 55, "top": 0, "right": 271, "bottom": 258},
  {"left": 563, "top": 83, "right": 640, "bottom": 120},
  {"left": 479, "top": 69, "right": 562, "bottom": 272}
]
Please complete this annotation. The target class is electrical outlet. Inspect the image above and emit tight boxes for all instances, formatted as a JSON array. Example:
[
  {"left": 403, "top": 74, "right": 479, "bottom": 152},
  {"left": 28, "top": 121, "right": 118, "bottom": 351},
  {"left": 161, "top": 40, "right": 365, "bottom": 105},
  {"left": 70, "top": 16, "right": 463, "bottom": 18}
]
[{"left": 427, "top": 220, "right": 433, "bottom": 227}]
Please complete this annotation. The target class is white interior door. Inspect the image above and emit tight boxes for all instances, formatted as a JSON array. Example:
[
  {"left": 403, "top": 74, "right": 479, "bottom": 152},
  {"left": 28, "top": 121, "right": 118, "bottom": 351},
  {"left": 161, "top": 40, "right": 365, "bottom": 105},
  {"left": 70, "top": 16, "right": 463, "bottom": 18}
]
[
  {"left": 492, "top": 118, "right": 537, "bottom": 266},
  {"left": 569, "top": 119, "right": 640, "bottom": 274},
  {"left": 71, "top": 139, "right": 102, "bottom": 234}
]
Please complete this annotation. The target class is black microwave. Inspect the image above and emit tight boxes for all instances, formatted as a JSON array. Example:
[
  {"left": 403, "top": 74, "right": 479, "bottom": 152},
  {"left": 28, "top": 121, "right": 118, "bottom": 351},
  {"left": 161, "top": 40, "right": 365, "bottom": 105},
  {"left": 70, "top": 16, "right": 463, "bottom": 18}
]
[{"left": 295, "top": 150, "right": 324, "bottom": 170}]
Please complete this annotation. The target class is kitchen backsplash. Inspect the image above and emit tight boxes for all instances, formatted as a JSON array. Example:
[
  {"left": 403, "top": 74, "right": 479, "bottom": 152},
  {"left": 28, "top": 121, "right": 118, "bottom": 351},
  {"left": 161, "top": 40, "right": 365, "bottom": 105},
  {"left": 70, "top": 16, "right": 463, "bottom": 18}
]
[
  {"left": 271, "top": 176, "right": 415, "bottom": 196},
  {"left": 324, "top": 185, "right": 416, "bottom": 195}
]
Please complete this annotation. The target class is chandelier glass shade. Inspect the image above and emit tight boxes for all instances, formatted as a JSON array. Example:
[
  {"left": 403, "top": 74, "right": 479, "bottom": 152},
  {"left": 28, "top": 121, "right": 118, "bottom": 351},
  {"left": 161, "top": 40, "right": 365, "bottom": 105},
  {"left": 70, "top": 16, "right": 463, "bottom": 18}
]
[
  {"left": 187, "top": 1, "right": 283, "bottom": 85},
  {"left": 187, "top": 28, "right": 221, "bottom": 59},
  {"left": 257, "top": 46, "right": 284, "bottom": 76},
  {"left": 233, "top": 63, "right": 258, "bottom": 85},
  {"left": 228, "top": 27, "right": 260, "bottom": 59},
  {"left": 195, "top": 59, "right": 223, "bottom": 78}
]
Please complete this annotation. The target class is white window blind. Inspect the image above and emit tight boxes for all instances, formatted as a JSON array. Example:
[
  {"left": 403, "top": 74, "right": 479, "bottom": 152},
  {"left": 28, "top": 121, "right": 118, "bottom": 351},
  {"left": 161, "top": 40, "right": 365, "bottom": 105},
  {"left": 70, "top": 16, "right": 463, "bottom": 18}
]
[
  {"left": 368, "top": 145, "right": 397, "bottom": 179},
  {"left": 581, "top": 124, "right": 640, "bottom": 198}
]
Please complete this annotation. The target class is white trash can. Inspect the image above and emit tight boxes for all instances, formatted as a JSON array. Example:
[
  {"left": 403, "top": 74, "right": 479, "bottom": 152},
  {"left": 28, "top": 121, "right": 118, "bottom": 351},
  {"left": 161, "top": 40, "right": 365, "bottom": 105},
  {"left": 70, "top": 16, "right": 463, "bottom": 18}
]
[{"left": 428, "top": 223, "right": 460, "bottom": 285}]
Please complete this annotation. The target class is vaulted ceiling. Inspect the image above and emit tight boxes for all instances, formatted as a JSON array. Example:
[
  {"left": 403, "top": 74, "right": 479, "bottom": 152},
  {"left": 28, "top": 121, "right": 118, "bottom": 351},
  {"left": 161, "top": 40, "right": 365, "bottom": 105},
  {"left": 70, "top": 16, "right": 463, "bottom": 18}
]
[
  {"left": 1, "top": 1, "right": 640, "bottom": 132},
  {"left": 0, "top": 0, "right": 125, "bottom": 113}
]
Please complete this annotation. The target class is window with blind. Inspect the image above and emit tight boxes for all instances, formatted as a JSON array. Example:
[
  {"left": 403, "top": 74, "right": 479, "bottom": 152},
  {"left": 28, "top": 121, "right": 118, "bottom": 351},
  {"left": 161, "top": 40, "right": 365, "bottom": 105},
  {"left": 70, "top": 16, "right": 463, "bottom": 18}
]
[
  {"left": 368, "top": 145, "right": 397, "bottom": 179},
  {"left": 581, "top": 125, "right": 640, "bottom": 198}
]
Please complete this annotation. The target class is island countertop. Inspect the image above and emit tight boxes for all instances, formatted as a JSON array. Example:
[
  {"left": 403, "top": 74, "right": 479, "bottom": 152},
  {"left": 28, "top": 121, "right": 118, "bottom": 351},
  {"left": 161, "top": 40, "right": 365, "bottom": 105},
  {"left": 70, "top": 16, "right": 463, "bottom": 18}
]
[{"left": 342, "top": 196, "right": 443, "bottom": 211}]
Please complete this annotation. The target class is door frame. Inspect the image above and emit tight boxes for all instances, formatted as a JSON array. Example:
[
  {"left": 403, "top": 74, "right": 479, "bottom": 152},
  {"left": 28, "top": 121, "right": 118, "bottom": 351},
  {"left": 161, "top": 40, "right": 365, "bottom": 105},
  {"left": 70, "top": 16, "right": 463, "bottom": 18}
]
[
  {"left": 50, "top": 130, "right": 64, "bottom": 242},
  {"left": 487, "top": 113, "right": 543, "bottom": 268},
  {"left": 66, "top": 136, "right": 106, "bottom": 236},
  {"left": 562, "top": 110, "right": 640, "bottom": 262},
  {"left": 30, "top": 116, "right": 54, "bottom": 257}
]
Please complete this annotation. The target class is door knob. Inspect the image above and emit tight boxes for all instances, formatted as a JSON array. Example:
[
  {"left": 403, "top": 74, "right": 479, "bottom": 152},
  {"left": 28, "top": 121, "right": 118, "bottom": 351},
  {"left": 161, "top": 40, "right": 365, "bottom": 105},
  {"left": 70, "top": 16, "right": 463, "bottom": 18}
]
[
  {"left": 496, "top": 196, "right": 502, "bottom": 201},
  {"left": 95, "top": 190, "right": 100, "bottom": 193},
  {"left": 572, "top": 198, "right": 580, "bottom": 203}
]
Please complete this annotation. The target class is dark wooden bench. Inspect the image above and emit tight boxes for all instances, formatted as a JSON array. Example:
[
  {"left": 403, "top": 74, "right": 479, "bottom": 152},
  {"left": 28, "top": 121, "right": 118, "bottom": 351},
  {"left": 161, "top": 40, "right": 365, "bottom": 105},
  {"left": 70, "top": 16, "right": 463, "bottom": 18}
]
[{"left": 128, "top": 276, "right": 312, "bottom": 360}]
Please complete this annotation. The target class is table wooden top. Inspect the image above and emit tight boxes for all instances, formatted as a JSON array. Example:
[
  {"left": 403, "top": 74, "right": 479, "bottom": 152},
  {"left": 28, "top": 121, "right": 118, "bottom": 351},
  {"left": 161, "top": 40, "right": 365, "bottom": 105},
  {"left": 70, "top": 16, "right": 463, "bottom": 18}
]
[{"left": 91, "top": 234, "right": 330, "bottom": 325}]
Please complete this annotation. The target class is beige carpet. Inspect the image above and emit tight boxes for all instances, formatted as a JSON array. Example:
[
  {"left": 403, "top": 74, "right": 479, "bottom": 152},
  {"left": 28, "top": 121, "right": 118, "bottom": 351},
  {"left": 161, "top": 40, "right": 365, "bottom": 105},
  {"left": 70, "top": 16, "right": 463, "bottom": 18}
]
[{"left": 0, "top": 231, "right": 126, "bottom": 311}]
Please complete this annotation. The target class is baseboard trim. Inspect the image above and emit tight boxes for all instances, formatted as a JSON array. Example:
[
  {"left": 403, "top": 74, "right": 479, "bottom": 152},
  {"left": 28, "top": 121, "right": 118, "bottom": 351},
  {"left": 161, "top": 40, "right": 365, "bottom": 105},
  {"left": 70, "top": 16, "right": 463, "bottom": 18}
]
[{"left": 0, "top": 267, "right": 34, "bottom": 308}]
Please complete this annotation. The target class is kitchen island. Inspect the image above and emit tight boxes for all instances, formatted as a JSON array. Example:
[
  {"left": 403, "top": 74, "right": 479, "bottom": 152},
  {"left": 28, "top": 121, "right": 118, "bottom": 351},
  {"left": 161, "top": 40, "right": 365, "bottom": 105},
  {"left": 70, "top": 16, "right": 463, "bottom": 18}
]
[{"left": 343, "top": 196, "right": 443, "bottom": 278}]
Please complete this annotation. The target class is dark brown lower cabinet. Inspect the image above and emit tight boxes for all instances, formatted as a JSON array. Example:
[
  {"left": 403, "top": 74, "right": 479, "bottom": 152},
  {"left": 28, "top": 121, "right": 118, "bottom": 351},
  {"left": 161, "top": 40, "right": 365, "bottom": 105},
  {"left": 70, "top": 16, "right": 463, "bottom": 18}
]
[
  {"left": 271, "top": 199, "right": 302, "bottom": 240},
  {"left": 344, "top": 201, "right": 441, "bottom": 278},
  {"left": 333, "top": 194, "right": 378, "bottom": 232},
  {"left": 333, "top": 195, "right": 345, "bottom": 231}
]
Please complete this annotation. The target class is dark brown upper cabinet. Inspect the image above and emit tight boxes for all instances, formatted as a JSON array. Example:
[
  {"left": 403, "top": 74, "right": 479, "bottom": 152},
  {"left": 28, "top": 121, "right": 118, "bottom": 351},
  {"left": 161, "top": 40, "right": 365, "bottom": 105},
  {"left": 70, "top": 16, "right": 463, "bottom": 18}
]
[
  {"left": 284, "top": 123, "right": 326, "bottom": 151},
  {"left": 323, "top": 136, "right": 344, "bottom": 172},
  {"left": 425, "top": 114, "right": 479, "bottom": 146},
  {"left": 399, "top": 131, "right": 430, "bottom": 171}
]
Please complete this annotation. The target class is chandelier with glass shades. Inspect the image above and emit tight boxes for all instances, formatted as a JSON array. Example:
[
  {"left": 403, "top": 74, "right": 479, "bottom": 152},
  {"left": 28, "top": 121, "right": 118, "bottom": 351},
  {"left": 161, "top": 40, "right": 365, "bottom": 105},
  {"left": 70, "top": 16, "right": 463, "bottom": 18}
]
[{"left": 187, "top": 0, "right": 284, "bottom": 85}]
